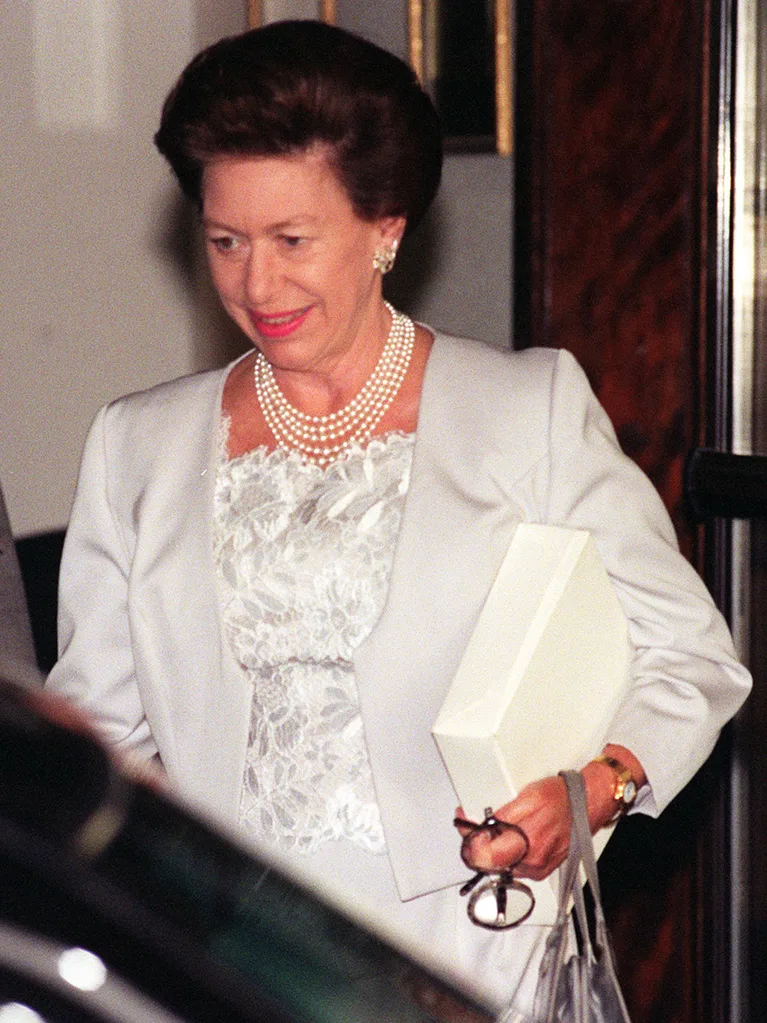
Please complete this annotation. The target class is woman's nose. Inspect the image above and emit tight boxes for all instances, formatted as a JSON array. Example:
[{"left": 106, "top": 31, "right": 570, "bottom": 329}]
[{"left": 244, "top": 244, "right": 279, "bottom": 305}]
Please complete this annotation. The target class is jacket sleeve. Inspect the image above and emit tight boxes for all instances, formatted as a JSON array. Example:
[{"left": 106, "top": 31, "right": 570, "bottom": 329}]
[
  {"left": 45, "top": 405, "right": 158, "bottom": 763},
  {"left": 543, "top": 349, "right": 751, "bottom": 814}
]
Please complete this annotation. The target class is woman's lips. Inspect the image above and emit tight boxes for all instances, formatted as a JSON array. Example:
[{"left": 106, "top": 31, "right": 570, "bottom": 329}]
[{"left": 249, "top": 306, "right": 312, "bottom": 339}]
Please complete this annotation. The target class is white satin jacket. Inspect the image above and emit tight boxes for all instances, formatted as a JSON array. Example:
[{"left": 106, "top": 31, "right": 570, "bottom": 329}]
[{"left": 46, "top": 330, "right": 751, "bottom": 900}]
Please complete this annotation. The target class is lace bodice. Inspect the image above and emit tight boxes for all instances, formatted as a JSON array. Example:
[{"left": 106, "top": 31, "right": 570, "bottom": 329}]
[{"left": 214, "top": 432, "right": 414, "bottom": 855}]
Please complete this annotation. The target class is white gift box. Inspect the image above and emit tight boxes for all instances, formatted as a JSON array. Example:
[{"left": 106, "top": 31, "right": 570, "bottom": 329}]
[{"left": 432, "top": 523, "right": 633, "bottom": 924}]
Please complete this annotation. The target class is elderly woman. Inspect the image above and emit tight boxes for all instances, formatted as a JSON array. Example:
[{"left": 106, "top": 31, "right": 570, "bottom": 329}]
[{"left": 46, "top": 19, "right": 750, "bottom": 1018}]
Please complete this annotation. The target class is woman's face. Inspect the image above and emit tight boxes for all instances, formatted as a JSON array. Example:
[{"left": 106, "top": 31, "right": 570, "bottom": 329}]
[{"left": 201, "top": 148, "right": 404, "bottom": 377}]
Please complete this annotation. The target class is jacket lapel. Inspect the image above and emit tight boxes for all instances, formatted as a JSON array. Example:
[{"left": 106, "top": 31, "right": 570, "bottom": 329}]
[
  {"left": 354, "top": 333, "right": 530, "bottom": 899},
  {"left": 129, "top": 357, "right": 252, "bottom": 824}
]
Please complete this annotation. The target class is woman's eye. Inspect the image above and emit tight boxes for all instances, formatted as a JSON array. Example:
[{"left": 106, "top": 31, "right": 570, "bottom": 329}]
[
  {"left": 280, "top": 235, "right": 304, "bottom": 249},
  {"left": 208, "top": 235, "right": 239, "bottom": 253}
]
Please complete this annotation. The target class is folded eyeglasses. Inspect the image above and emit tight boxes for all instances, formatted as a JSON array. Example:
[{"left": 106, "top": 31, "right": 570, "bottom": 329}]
[{"left": 454, "top": 808, "right": 535, "bottom": 929}]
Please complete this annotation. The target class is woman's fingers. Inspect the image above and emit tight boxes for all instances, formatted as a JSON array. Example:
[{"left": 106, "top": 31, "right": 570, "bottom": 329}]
[
  {"left": 454, "top": 775, "right": 572, "bottom": 880},
  {"left": 459, "top": 821, "right": 529, "bottom": 873}
]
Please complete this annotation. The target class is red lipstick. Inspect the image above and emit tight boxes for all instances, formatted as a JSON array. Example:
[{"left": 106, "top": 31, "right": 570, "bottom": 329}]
[{"left": 249, "top": 306, "right": 312, "bottom": 339}]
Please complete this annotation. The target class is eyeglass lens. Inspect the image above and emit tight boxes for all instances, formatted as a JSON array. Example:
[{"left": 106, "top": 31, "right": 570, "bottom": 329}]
[
  {"left": 467, "top": 876, "right": 534, "bottom": 928},
  {"left": 456, "top": 811, "right": 535, "bottom": 929}
]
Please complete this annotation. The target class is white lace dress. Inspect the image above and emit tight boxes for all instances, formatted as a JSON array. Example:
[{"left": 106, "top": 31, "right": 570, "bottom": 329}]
[{"left": 213, "top": 430, "right": 543, "bottom": 1016}]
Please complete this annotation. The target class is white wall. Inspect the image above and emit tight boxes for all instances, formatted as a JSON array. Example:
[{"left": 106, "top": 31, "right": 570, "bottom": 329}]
[
  {"left": 1, "top": 0, "right": 513, "bottom": 537},
  {"left": 337, "top": 1, "right": 513, "bottom": 347},
  {"left": 0, "top": 0, "right": 247, "bottom": 537}
]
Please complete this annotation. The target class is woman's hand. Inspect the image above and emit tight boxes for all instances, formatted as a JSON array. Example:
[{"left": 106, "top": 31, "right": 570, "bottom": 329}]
[
  {"left": 455, "top": 775, "right": 571, "bottom": 881},
  {"left": 455, "top": 744, "right": 646, "bottom": 881}
]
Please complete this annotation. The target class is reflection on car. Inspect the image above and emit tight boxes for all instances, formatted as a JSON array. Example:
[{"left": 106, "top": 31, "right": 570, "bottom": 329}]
[{"left": 0, "top": 676, "right": 492, "bottom": 1022}]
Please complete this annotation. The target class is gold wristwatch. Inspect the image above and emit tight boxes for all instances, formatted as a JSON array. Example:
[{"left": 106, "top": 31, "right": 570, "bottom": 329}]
[{"left": 593, "top": 754, "right": 637, "bottom": 822}]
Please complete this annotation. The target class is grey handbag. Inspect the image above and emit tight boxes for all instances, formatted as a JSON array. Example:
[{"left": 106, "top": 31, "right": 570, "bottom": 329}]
[{"left": 532, "top": 770, "right": 632, "bottom": 1023}]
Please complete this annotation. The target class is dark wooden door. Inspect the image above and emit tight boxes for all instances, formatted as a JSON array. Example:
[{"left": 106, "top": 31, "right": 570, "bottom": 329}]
[{"left": 513, "top": 1, "right": 736, "bottom": 1019}]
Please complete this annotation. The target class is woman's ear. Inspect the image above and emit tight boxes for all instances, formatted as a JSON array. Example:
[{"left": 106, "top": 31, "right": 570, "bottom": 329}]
[{"left": 378, "top": 215, "right": 407, "bottom": 248}]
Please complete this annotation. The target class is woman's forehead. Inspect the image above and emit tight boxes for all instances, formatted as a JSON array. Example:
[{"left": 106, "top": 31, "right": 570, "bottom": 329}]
[{"left": 200, "top": 149, "right": 358, "bottom": 228}]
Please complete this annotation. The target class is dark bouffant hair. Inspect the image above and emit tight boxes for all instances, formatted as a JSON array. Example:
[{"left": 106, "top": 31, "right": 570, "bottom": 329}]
[{"left": 154, "top": 20, "right": 443, "bottom": 234}]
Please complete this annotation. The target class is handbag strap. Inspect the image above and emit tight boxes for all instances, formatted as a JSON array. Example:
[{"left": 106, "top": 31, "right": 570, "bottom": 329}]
[
  {"left": 537, "top": 777, "right": 590, "bottom": 1023},
  {"left": 562, "top": 770, "right": 618, "bottom": 953},
  {"left": 562, "top": 770, "right": 602, "bottom": 902},
  {"left": 559, "top": 772, "right": 593, "bottom": 956},
  {"left": 559, "top": 770, "right": 632, "bottom": 1022}
]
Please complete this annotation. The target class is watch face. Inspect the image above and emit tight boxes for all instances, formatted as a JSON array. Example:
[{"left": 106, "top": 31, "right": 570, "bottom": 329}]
[{"left": 623, "top": 780, "right": 637, "bottom": 804}]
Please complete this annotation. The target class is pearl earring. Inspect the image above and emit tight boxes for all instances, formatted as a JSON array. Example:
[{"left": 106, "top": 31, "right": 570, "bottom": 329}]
[{"left": 373, "top": 239, "right": 399, "bottom": 274}]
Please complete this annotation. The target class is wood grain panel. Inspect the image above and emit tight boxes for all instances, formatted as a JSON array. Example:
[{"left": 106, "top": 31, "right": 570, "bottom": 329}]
[
  {"left": 514, "top": 1, "right": 720, "bottom": 1019},
  {"left": 517, "top": 0, "right": 701, "bottom": 556}
]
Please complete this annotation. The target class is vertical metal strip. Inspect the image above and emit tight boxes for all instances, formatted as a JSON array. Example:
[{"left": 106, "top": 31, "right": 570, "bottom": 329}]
[
  {"left": 732, "top": 0, "right": 756, "bottom": 465},
  {"left": 730, "top": 0, "right": 757, "bottom": 1018},
  {"left": 495, "top": 0, "right": 513, "bottom": 156},
  {"left": 731, "top": 0, "right": 752, "bottom": 667},
  {"left": 247, "top": 0, "right": 261, "bottom": 29},
  {"left": 408, "top": 0, "right": 425, "bottom": 82}
]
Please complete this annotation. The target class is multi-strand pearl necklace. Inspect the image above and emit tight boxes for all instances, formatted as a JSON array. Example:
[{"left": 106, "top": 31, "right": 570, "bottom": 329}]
[{"left": 254, "top": 302, "right": 415, "bottom": 467}]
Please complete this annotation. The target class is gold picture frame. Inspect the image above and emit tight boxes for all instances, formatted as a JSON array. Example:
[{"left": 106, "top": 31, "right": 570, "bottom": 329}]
[
  {"left": 248, "top": 1, "right": 336, "bottom": 27},
  {"left": 408, "top": 0, "right": 512, "bottom": 156}
]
